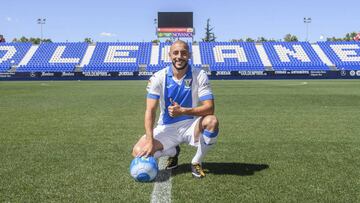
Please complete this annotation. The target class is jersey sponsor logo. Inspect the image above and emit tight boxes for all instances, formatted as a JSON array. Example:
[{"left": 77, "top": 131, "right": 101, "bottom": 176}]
[
  {"left": 166, "top": 84, "right": 175, "bottom": 88},
  {"left": 202, "top": 82, "right": 211, "bottom": 88}
]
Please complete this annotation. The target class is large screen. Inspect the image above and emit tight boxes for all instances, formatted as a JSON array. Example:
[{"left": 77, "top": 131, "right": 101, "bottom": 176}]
[{"left": 158, "top": 12, "right": 193, "bottom": 28}]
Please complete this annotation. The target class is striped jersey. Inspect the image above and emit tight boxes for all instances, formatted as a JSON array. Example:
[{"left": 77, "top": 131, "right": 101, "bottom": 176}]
[{"left": 146, "top": 66, "right": 214, "bottom": 125}]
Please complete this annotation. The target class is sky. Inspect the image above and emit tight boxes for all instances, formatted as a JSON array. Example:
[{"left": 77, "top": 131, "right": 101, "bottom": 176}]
[{"left": 1, "top": 0, "right": 359, "bottom": 43}]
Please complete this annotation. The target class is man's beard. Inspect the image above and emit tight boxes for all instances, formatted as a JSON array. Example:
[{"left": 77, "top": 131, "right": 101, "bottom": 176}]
[{"left": 172, "top": 61, "right": 188, "bottom": 70}]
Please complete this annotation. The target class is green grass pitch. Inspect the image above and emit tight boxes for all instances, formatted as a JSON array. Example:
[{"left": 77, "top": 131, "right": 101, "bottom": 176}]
[{"left": 0, "top": 80, "right": 359, "bottom": 202}]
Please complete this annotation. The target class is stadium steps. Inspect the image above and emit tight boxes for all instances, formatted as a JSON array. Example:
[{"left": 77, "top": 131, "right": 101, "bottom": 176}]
[
  {"left": 264, "top": 66, "right": 273, "bottom": 71},
  {"left": 8, "top": 65, "right": 17, "bottom": 72},
  {"left": 79, "top": 44, "right": 96, "bottom": 69},
  {"left": 192, "top": 44, "right": 202, "bottom": 66},
  {"left": 74, "top": 65, "right": 82, "bottom": 72},
  {"left": 329, "top": 65, "right": 338, "bottom": 71},
  {"left": 202, "top": 64, "right": 210, "bottom": 72},
  {"left": 161, "top": 45, "right": 171, "bottom": 63},
  {"left": 311, "top": 44, "right": 337, "bottom": 70},
  {"left": 150, "top": 44, "right": 159, "bottom": 65},
  {"left": 255, "top": 44, "right": 272, "bottom": 70},
  {"left": 139, "top": 64, "right": 147, "bottom": 72},
  {"left": 147, "top": 44, "right": 160, "bottom": 71}
]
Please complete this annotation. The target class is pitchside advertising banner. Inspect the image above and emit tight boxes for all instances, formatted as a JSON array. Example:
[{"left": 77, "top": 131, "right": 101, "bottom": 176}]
[{"left": 1, "top": 70, "right": 360, "bottom": 80}]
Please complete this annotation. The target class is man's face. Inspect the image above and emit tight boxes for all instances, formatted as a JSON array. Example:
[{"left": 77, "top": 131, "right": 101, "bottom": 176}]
[{"left": 169, "top": 42, "right": 190, "bottom": 70}]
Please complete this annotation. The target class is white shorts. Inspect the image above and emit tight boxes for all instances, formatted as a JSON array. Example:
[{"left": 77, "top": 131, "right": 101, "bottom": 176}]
[{"left": 153, "top": 117, "right": 202, "bottom": 151}]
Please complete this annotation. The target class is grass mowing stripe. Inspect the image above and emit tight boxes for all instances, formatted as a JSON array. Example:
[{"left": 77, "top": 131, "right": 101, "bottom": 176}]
[{"left": 151, "top": 157, "right": 172, "bottom": 203}]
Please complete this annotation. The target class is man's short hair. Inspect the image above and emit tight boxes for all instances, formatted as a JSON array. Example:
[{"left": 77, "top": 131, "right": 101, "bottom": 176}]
[{"left": 172, "top": 40, "right": 189, "bottom": 51}]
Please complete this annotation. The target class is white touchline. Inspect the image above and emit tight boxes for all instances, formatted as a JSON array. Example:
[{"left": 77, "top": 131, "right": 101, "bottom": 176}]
[
  {"left": 283, "top": 81, "right": 309, "bottom": 86},
  {"left": 151, "top": 157, "right": 172, "bottom": 203}
]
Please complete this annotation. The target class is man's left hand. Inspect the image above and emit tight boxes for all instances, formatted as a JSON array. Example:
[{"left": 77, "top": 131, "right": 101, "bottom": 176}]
[{"left": 168, "top": 100, "right": 183, "bottom": 117}]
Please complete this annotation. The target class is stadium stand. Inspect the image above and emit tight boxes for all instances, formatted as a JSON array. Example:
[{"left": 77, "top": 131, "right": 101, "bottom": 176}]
[
  {"left": 0, "top": 42, "right": 32, "bottom": 72},
  {"left": 16, "top": 42, "right": 88, "bottom": 72},
  {"left": 262, "top": 42, "right": 328, "bottom": 71},
  {"left": 317, "top": 41, "right": 360, "bottom": 70},
  {"left": 199, "top": 42, "right": 264, "bottom": 71},
  {"left": 83, "top": 42, "right": 152, "bottom": 72},
  {"left": 1, "top": 41, "right": 360, "bottom": 74},
  {"left": 147, "top": 42, "right": 172, "bottom": 72}
]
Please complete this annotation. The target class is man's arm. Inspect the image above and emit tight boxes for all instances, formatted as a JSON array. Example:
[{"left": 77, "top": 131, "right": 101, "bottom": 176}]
[
  {"left": 144, "top": 98, "right": 158, "bottom": 141},
  {"left": 137, "top": 98, "right": 159, "bottom": 157},
  {"left": 168, "top": 99, "right": 214, "bottom": 117}
]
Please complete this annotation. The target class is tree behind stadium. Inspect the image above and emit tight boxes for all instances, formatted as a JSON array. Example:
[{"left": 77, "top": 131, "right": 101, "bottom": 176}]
[
  {"left": 202, "top": 18, "right": 216, "bottom": 42},
  {"left": 12, "top": 36, "right": 52, "bottom": 44},
  {"left": 327, "top": 32, "right": 359, "bottom": 41},
  {"left": 284, "top": 34, "right": 299, "bottom": 42}
]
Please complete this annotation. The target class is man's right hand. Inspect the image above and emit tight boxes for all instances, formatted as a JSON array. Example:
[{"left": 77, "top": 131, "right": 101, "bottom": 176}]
[{"left": 136, "top": 139, "right": 155, "bottom": 157}]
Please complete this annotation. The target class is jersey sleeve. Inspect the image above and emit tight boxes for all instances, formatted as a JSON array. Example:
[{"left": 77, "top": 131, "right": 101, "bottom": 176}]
[
  {"left": 197, "top": 70, "right": 214, "bottom": 101},
  {"left": 146, "top": 74, "right": 161, "bottom": 100}
]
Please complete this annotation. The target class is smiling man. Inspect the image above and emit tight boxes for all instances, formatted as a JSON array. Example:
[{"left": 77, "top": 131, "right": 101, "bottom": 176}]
[{"left": 132, "top": 40, "right": 219, "bottom": 178}]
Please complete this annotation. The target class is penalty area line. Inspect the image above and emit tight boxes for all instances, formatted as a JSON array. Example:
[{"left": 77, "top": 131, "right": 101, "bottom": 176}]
[{"left": 151, "top": 156, "right": 172, "bottom": 203}]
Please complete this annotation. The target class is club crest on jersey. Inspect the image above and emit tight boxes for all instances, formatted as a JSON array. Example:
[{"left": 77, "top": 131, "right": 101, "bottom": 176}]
[{"left": 184, "top": 79, "right": 192, "bottom": 88}]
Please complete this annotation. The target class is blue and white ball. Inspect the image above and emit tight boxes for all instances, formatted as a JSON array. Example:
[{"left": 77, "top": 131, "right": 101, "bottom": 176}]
[{"left": 130, "top": 156, "right": 158, "bottom": 182}]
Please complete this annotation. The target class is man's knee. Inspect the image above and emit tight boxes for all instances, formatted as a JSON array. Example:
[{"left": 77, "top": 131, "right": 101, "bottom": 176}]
[
  {"left": 131, "top": 135, "right": 146, "bottom": 157},
  {"left": 201, "top": 115, "right": 219, "bottom": 145},
  {"left": 132, "top": 145, "right": 142, "bottom": 157},
  {"left": 131, "top": 135, "right": 164, "bottom": 157},
  {"left": 202, "top": 115, "right": 219, "bottom": 131}
]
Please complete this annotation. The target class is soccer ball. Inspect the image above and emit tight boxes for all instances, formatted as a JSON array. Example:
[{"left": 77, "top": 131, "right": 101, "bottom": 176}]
[{"left": 130, "top": 156, "right": 158, "bottom": 182}]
